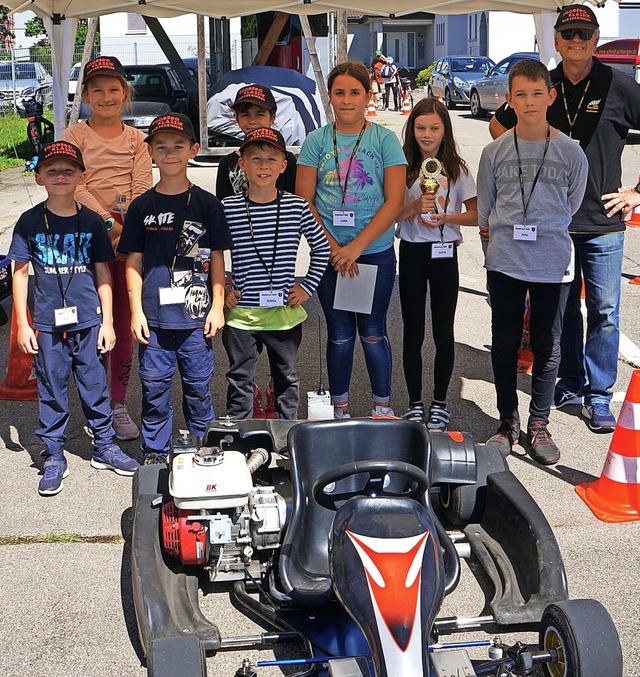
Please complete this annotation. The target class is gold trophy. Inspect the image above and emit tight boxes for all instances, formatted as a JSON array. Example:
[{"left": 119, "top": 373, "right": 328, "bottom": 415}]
[{"left": 420, "top": 157, "right": 442, "bottom": 223}]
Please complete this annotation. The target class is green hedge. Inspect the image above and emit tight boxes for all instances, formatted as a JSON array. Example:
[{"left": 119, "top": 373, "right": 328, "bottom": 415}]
[{"left": 416, "top": 62, "right": 436, "bottom": 89}]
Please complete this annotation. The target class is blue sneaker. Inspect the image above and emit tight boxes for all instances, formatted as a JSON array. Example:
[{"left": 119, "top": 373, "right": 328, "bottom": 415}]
[
  {"left": 582, "top": 403, "right": 616, "bottom": 433},
  {"left": 39, "top": 455, "right": 69, "bottom": 496},
  {"left": 91, "top": 443, "right": 139, "bottom": 476},
  {"left": 552, "top": 384, "right": 582, "bottom": 409}
]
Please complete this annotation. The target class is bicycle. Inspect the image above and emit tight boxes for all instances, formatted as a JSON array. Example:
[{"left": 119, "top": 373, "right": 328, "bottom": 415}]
[{"left": 18, "top": 86, "right": 54, "bottom": 173}]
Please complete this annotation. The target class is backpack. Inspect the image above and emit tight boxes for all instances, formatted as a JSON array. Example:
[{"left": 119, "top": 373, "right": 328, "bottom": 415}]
[{"left": 381, "top": 64, "right": 393, "bottom": 78}]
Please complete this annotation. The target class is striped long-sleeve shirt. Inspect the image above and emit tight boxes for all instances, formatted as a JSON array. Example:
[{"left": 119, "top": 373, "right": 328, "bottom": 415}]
[{"left": 222, "top": 191, "right": 330, "bottom": 308}]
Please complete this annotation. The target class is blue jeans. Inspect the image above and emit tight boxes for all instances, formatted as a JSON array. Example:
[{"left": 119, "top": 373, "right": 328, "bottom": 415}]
[
  {"left": 558, "top": 232, "right": 624, "bottom": 406},
  {"left": 139, "top": 327, "right": 214, "bottom": 454},
  {"left": 316, "top": 246, "right": 396, "bottom": 404}
]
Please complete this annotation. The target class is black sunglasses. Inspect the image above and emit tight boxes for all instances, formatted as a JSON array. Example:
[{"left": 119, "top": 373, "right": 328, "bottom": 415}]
[{"left": 559, "top": 28, "right": 594, "bottom": 41}]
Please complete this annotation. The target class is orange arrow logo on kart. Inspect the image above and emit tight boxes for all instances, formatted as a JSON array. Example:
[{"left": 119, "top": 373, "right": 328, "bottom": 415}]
[{"left": 346, "top": 530, "right": 429, "bottom": 652}]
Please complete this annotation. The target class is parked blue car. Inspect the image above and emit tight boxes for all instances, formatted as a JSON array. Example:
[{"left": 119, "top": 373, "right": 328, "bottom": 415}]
[{"left": 428, "top": 56, "right": 494, "bottom": 109}]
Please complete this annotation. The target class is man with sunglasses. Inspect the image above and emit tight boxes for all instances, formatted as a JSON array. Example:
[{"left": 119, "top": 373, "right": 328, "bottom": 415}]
[{"left": 490, "top": 5, "right": 640, "bottom": 434}]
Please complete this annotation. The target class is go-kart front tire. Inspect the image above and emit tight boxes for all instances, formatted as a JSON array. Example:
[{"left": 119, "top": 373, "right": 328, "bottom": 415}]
[
  {"left": 435, "top": 442, "right": 507, "bottom": 527},
  {"left": 540, "top": 599, "right": 622, "bottom": 677}
]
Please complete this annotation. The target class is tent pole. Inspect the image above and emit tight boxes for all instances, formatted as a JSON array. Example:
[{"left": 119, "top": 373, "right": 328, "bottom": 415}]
[
  {"left": 299, "top": 14, "right": 333, "bottom": 124},
  {"left": 252, "top": 11, "right": 289, "bottom": 66},
  {"left": 69, "top": 16, "right": 98, "bottom": 126},
  {"left": 197, "top": 14, "right": 209, "bottom": 151},
  {"left": 336, "top": 11, "right": 348, "bottom": 64}
]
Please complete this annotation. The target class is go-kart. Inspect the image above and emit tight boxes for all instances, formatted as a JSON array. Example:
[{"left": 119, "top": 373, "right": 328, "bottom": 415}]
[{"left": 131, "top": 418, "right": 623, "bottom": 677}]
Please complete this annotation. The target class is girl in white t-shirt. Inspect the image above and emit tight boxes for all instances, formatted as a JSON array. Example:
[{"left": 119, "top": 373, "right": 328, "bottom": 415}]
[{"left": 396, "top": 98, "right": 478, "bottom": 430}]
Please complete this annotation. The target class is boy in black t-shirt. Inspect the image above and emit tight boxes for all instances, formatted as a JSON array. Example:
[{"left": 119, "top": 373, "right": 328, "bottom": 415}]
[
  {"left": 119, "top": 113, "right": 232, "bottom": 464},
  {"left": 215, "top": 84, "right": 297, "bottom": 200},
  {"left": 9, "top": 141, "right": 139, "bottom": 496}
]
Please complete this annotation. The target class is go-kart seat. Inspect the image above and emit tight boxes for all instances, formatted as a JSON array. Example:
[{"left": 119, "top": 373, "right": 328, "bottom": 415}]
[{"left": 279, "top": 419, "right": 453, "bottom": 606}]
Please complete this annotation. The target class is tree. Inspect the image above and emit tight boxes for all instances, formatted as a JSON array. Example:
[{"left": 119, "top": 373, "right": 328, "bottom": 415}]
[
  {"left": 1, "top": 4, "right": 15, "bottom": 46},
  {"left": 24, "top": 16, "right": 99, "bottom": 48}
]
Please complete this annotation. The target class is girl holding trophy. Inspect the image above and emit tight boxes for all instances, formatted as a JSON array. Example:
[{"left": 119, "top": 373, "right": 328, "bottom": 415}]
[{"left": 396, "top": 98, "right": 478, "bottom": 429}]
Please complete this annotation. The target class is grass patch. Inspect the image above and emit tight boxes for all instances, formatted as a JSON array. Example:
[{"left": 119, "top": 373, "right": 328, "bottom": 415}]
[
  {"left": 0, "top": 108, "right": 49, "bottom": 172},
  {"left": 0, "top": 532, "right": 125, "bottom": 545}
]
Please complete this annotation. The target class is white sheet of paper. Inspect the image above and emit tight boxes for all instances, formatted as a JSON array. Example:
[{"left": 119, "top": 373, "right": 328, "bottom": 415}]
[{"left": 333, "top": 263, "right": 378, "bottom": 314}]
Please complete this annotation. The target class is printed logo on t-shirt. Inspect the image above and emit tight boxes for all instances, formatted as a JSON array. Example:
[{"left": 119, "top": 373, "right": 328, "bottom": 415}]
[
  {"left": 143, "top": 212, "right": 175, "bottom": 229},
  {"left": 586, "top": 99, "right": 601, "bottom": 114},
  {"left": 34, "top": 232, "right": 92, "bottom": 275}
]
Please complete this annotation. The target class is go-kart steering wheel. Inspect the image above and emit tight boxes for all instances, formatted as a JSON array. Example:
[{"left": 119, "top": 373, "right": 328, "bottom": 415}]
[{"left": 312, "top": 460, "right": 430, "bottom": 511}]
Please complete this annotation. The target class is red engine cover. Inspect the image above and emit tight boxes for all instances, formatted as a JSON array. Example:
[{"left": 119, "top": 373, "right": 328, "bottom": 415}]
[{"left": 161, "top": 500, "right": 208, "bottom": 566}]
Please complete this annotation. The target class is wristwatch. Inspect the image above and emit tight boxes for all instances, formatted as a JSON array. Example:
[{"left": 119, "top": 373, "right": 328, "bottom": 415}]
[{"left": 105, "top": 217, "right": 116, "bottom": 232}]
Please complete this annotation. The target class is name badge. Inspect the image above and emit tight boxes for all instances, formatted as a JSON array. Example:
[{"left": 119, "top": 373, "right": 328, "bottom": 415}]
[
  {"left": 259, "top": 291, "right": 284, "bottom": 307},
  {"left": 159, "top": 286, "right": 187, "bottom": 305},
  {"left": 333, "top": 210, "right": 355, "bottom": 227},
  {"left": 431, "top": 242, "right": 454, "bottom": 259},
  {"left": 54, "top": 306, "right": 78, "bottom": 327},
  {"left": 513, "top": 224, "right": 537, "bottom": 241}
]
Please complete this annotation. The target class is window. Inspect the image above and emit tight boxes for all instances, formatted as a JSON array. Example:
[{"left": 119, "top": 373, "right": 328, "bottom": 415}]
[
  {"left": 127, "top": 13, "right": 147, "bottom": 34},
  {"left": 436, "top": 23, "right": 445, "bottom": 46},
  {"left": 407, "top": 32, "right": 415, "bottom": 68},
  {"left": 468, "top": 14, "right": 478, "bottom": 41}
]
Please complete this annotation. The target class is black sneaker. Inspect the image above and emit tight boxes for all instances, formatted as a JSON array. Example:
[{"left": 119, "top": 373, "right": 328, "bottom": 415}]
[
  {"left": 552, "top": 385, "right": 582, "bottom": 410},
  {"left": 527, "top": 421, "right": 560, "bottom": 465},
  {"left": 487, "top": 417, "right": 521, "bottom": 456},
  {"left": 401, "top": 403, "right": 425, "bottom": 423}
]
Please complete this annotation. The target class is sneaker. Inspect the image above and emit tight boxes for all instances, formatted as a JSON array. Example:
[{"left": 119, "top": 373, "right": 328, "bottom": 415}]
[
  {"left": 527, "top": 421, "right": 560, "bottom": 465},
  {"left": 487, "top": 417, "right": 521, "bottom": 457},
  {"left": 112, "top": 403, "right": 140, "bottom": 441},
  {"left": 252, "top": 383, "right": 266, "bottom": 419},
  {"left": 401, "top": 403, "right": 425, "bottom": 423},
  {"left": 144, "top": 452, "right": 168, "bottom": 465},
  {"left": 552, "top": 385, "right": 583, "bottom": 410},
  {"left": 38, "top": 455, "right": 69, "bottom": 496},
  {"left": 372, "top": 405, "right": 395, "bottom": 418},
  {"left": 264, "top": 381, "right": 277, "bottom": 420},
  {"left": 334, "top": 406, "right": 351, "bottom": 419},
  {"left": 426, "top": 402, "right": 451, "bottom": 431},
  {"left": 91, "top": 443, "right": 140, "bottom": 476},
  {"left": 582, "top": 403, "right": 616, "bottom": 433}
]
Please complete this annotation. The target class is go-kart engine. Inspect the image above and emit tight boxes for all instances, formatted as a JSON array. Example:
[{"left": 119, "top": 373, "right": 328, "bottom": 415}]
[{"left": 161, "top": 438, "right": 286, "bottom": 581}]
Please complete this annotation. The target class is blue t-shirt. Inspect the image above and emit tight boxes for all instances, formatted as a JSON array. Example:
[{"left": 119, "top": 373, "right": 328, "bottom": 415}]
[
  {"left": 118, "top": 185, "right": 232, "bottom": 330},
  {"left": 8, "top": 202, "right": 114, "bottom": 332},
  {"left": 297, "top": 122, "right": 407, "bottom": 254}
]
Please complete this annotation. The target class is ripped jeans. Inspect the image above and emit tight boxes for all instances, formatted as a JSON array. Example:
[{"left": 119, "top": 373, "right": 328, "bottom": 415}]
[{"left": 316, "top": 246, "right": 395, "bottom": 404}]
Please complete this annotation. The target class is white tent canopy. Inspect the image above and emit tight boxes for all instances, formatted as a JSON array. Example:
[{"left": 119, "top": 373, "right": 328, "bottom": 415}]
[{"left": 4, "top": 0, "right": 614, "bottom": 137}]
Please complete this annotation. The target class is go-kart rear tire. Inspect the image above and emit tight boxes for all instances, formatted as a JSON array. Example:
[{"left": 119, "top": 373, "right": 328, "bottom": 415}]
[
  {"left": 435, "top": 442, "right": 507, "bottom": 527},
  {"left": 540, "top": 599, "right": 622, "bottom": 677}
]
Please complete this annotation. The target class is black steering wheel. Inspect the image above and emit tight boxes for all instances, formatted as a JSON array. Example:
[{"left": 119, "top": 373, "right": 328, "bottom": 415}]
[{"left": 312, "top": 460, "right": 430, "bottom": 511}]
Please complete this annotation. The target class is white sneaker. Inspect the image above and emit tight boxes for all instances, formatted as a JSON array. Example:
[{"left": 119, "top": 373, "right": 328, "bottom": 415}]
[
  {"left": 372, "top": 405, "right": 395, "bottom": 418},
  {"left": 112, "top": 403, "right": 140, "bottom": 441}
]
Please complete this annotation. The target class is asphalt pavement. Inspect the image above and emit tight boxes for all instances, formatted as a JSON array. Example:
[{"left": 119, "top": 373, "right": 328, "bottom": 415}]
[{"left": 1, "top": 104, "right": 640, "bottom": 676}]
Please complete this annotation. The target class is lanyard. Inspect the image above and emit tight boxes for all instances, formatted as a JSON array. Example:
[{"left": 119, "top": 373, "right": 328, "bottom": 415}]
[
  {"left": 43, "top": 203, "right": 81, "bottom": 308},
  {"left": 560, "top": 80, "right": 591, "bottom": 138},
  {"left": 244, "top": 191, "right": 281, "bottom": 289},
  {"left": 332, "top": 122, "right": 367, "bottom": 209},
  {"left": 513, "top": 126, "right": 550, "bottom": 225},
  {"left": 152, "top": 185, "right": 192, "bottom": 285}
]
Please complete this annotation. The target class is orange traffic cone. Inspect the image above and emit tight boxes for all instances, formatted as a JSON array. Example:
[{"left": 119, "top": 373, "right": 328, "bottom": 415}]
[
  {"left": 401, "top": 92, "right": 411, "bottom": 115},
  {"left": 576, "top": 370, "right": 640, "bottom": 522},
  {"left": 366, "top": 96, "right": 377, "bottom": 117},
  {"left": 437, "top": 93, "right": 444, "bottom": 104},
  {"left": 0, "top": 305, "right": 38, "bottom": 401},
  {"left": 627, "top": 210, "right": 640, "bottom": 227},
  {"left": 630, "top": 276, "right": 640, "bottom": 285}
]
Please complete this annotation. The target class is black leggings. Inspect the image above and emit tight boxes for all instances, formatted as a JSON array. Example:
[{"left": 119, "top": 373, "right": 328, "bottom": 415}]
[
  {"left": 398, "top": 239, "right": 459, "bottom": 404},
  {"left": 487, "top": 271, "right": 570, "bottom": 425}
]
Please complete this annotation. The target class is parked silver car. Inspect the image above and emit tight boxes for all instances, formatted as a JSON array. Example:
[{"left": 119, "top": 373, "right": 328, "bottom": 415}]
[
  {"left": 469, "top": 52, "right": 539, "bottom": 118},
  {"left": 428, "top": 56, "right": 494, "bottom": 109},
  {"left": 0, "top": 62, "right": 53, "bottom": 109}
]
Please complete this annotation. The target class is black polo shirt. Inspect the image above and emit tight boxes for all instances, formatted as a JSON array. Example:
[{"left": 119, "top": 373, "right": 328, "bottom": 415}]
[{"left": 494, "top": 58, "right": 640, "bottom": 234}]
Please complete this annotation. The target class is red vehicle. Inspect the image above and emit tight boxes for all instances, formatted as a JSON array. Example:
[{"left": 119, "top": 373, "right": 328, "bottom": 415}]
[{"left": 595, "top": 39, "right": 640, "bottom": 84}]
